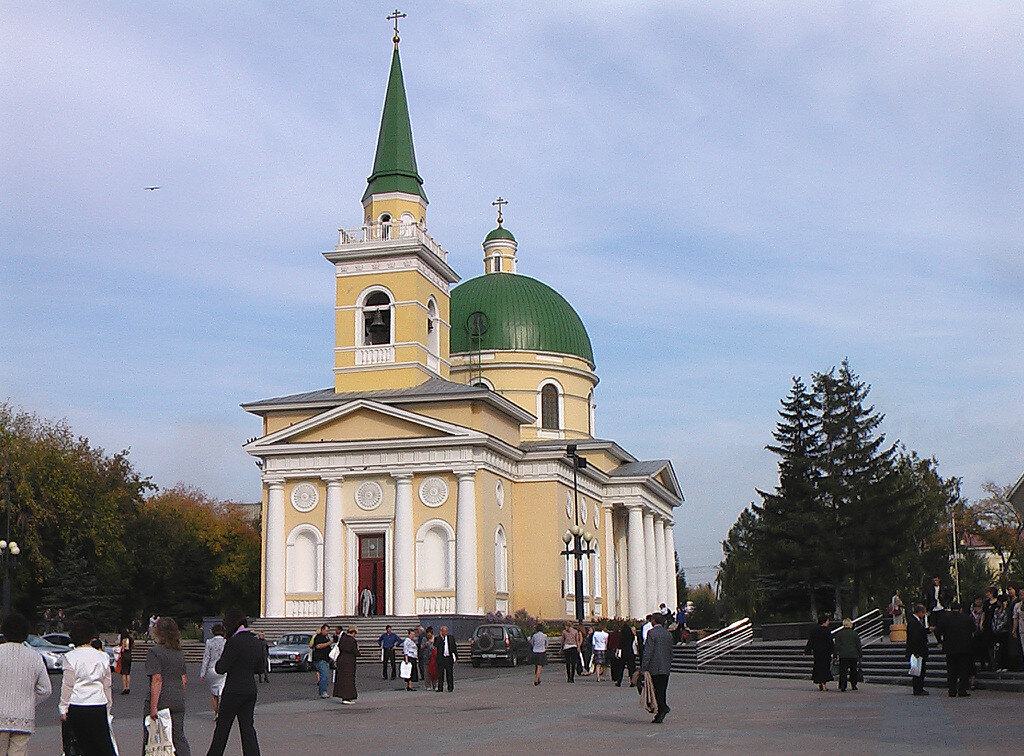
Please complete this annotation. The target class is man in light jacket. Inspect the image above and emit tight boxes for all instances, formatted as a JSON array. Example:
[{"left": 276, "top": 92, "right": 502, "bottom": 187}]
[{"left": 640, "top": 615, "right": 674, "bottom": 724}]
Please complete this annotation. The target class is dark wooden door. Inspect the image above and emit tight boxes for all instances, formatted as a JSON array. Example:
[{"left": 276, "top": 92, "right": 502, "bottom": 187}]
[{"left": 358, "top": 534, "right": 386, "bottom": 615}]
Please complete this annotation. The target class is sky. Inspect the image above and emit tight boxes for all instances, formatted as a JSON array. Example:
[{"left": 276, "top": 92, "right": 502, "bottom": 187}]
[{"left": 3, "top": 2, "right": 1023, "bottom": 587}]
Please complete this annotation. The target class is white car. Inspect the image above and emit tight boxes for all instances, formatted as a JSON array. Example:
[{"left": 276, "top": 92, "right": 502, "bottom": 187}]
[{"left": 26, "top": 635, "right": 71, "bottom": 673}]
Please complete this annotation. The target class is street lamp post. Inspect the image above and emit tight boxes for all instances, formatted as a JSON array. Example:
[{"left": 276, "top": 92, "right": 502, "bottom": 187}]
[
  {"left": 0, "top": 539, "right": 20, "bottom": 617},
  {"left": 561, "top": 443, "right": 594, "bottom": 624}
]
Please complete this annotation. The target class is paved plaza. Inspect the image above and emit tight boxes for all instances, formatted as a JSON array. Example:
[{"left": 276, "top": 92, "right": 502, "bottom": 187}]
[{"left": 31, "top": 663, "right": 1016, "bottom": 754}]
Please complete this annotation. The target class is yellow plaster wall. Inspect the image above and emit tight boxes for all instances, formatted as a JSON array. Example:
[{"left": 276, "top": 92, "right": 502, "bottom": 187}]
[
  {"left": 286, "top": 407, "right": 444, "bottom": 443},
  {"left": 410, "top": 472, "right": 457, "bottom": 597},
  {"left": 473, "top": 469, "right": 511, "bottom": 613},
  {"left": 410, "top": 402, "right": 521, "bottom": 447},
  {"left": 282, "top": 480, "right": 327, "bottom": 547},
  {"left": 508, "top": 479, "right": 569, "bottom": 619},
  {"left": 264, "top": 412, "right": 318, "bottom": 436},
  {"left": 363, "top": 195, "right": 427, "bottom": 225},
  {"left": 338, "top": 476, "right": 396, "bottom": 522}
]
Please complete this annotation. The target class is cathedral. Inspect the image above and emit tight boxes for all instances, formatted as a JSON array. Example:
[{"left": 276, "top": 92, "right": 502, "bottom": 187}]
[{"left": 242, "top": 26, "right": 683, "bottom": 621}]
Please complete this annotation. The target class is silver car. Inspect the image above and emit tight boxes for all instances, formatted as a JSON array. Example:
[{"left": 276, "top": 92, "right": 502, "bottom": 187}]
[
  {"left": 26, "top": 635, "right": 71, "bottom": 673},
  {"left": 268, "top": 633, "right": 313, "bottom": 672}
]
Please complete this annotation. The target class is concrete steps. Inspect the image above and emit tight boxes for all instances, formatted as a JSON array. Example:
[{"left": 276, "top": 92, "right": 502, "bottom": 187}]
[{"left": 672, "top": 640, "right": 1024, "bottom": 692}]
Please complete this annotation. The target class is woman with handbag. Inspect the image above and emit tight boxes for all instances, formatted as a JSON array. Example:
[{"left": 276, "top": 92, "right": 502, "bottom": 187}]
[
  {"left": 117, "top": 629, "right": 133, "bottom": 695},
  {"left": 143, "top": 617, "right": 191, "bottom": 756},
  {"left": 331, "top": 627, "right": 360, "bottom": 703},
  {"left": 401, "top": 629, "right": 419, "bottom": 691}
]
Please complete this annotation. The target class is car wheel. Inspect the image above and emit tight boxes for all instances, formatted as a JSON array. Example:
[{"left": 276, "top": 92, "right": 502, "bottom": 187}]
[{"left": 301, "top": 660, "right": 312, "bottom": 673}]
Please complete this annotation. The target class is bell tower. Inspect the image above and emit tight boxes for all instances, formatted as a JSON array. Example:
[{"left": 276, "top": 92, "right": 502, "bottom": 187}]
[{"left": 324, "top": 15, "right": 459, "bottom": 392}]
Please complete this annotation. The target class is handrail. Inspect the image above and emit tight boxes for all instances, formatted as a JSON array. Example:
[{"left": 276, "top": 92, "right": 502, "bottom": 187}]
[
  {"left": 336, "top": 221, "right": 448, "bottom": 261},
  {"left": 696, "top": 617, "right": 753, "bottom": 667},
  {"left": 832, "top": 608, "right": 885, "bottom": 647}
]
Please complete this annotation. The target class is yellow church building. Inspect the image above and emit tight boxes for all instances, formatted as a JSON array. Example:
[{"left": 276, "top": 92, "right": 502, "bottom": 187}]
[{"left": 241, "top": 28, "right": 682, "bottom": 621}]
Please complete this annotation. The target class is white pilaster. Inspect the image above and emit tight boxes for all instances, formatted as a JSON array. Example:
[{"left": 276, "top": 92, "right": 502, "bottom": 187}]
[
  {"left": 322, "top": 477, "right": 344, "bottom": 617},
  {"left": 664, "top": 521, "right": 678, "bottom": 611},
  {"left": 456, "top": 470, "right": 479, "bottom": 615},
  {"left": 392, "top": 473, "right": 415, "bottom": 616},
  {"left": 643, "top": 510, "right": 657, "bottom": 615},
  {"left": 264, "top": 478, "right": 286, "bottom": 618},
  {"left": 626, "top": 504, "right": 646, "bottom": 620},
  {"left": 654, "top": 517, "right": 667, "bottom": 609},
  {"left": 603, "top": 505, "right": 616, "bottom": 618}
]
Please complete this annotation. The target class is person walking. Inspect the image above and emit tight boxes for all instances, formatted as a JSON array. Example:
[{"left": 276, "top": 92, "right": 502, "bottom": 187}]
[
  {"left": 401, "top": 629, "right": 419, "bottom": 691},
  {"left": 803, "top": 614, "right": 834, "bottom": 692},
  {"left": 377, "top": 626, "right": 400, "bottom": 680},
  {"left": 591, "top": 624, "right": 609, "bottom": 682},
  {"left": 311, "top": 625, "right": 333, "bottom": 699},
  {"left": 607, "top": 625, "right": 623, "bottom": 685},
  {"left": 417, "top": 627, "right": 432, "bottom": 683},
  {"left": 560, "top": 622, "right": 582, "bottom": 683},
  {"left": 906, "top": 603, "right": 930, "bottom": 696},
  {"left": 117, "top": 628, "right": 133, "bottom": 695},
  {"left": 833, "top": 618, "right": 862, "bottom": 692},
  {"left": 58, "top": 618, "right": 116, "bottom": 756},
  {"left": 0, "top": 612, "right": 51, "bottom": 755},
  {"left": 205, "top": 610, "right": 264, "bottom": 756},
  {"left": 433, "top": 626, "right": 458, "bottom": 692},
  {"left": 580, "top": 626, "right": 593, "bottom": 676},
  {"left": 620, "top": 623, "right": 639, "bottom": 686},
  {"left": 143, "top": 617, "right": 191, "bottom": 756},
  {"left": 200, "top": 623, "right": 227, "bottom": 715},
  {"left": 934, "top": 601, "right": 975, "bottom": 697},
  {"left": 640, "top": 616, "right": 673, "bottom": 724},
  {"left": 256, "top": 632, "right": 270, "bottom": 683},
  {"left": 360, "top": 587, "right": 374, "bottom": 617},
  {"left": 332, "top": 627, "right": 359, "bottom": 704},
  {"left": 530, "top": 624, "right": 548, "bottom": 686}
]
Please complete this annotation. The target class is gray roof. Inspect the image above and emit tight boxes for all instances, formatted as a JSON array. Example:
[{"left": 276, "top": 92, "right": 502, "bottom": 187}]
[
  {"left": 607, "top": 460, "right": 673, "bottom": 478},
  {"left": 242, "top": 377, "right": 534, "bottom": 423}
]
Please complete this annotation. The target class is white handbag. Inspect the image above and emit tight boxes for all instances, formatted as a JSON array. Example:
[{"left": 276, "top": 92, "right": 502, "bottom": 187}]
[
  {"left": 399, "top": 660, "right": 413, "bottom": 679},
  {"left": 908, "top": 654, "right": 923, "bottom": 677},
  {"left": 329, "top": 643, "right": 341, "bottom": 662},
  {"left": 144, "top": 709, "right": 175, "bottom": 755}
]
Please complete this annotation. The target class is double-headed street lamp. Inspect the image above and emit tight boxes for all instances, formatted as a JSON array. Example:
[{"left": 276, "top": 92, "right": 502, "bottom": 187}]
[
  {"left": 561, "top": 443, "right": 594, "bottom": 624},
  {"left": 0, "top": 539, "right": 20, "bottom": 617}
]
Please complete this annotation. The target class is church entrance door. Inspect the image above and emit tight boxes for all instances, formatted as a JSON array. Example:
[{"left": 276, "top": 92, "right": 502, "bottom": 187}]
[{"left": 358, "top": 534, "right": 386, "bottom": 615}]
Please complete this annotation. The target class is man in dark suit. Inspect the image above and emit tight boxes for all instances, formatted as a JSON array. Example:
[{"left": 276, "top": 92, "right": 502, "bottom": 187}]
[
  {"left": 933, "top": 601, "right": 975, "bottom": 698},
  {"left": 906, "top": 603, "right": 930, "bottom": 696},
  {"left": 206, "top": 610, "right": 264, "bottom": 756},
  {"left": 641, "top": 615, "right": 674, "bottom": 724},
  {"left": 923, "top": 576, "right": 952, "bottom": 627},
  {"left": 433, "top": 626, "right": 459, "bottom": 692}
]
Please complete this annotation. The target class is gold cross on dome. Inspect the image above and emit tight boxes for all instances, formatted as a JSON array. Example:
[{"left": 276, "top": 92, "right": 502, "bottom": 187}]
[
  {"left": 492, "top": 196, "right": 508, "bottom": 225},
  {"left": 387, "top": 9, "right": 407, "bottom": 44}
]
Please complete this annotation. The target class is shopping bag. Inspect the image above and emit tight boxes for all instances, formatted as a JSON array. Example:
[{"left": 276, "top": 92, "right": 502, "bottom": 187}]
[
  {"left": 329, "top": 643, "right": 341, "bottom": 662},
  {"left": 639, "top": 671, "right": 657, "bottom": 713},
  {"left": 144, "top": 709, "right": 175, "bottom": 755},
  {"left": 399, "top": 660, "right": 413, "bottom": 679},
  {"left": 908, "top": 654, "right": 922, "bottom": 677}
]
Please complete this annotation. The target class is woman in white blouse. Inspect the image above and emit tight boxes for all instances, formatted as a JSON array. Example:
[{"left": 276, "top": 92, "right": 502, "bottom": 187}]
[
  {"left": 59, "top": 618, "right": 116, "bottom": 756},
  {"left": 401, "top": 629, "right": 419, "bottom": 691}
]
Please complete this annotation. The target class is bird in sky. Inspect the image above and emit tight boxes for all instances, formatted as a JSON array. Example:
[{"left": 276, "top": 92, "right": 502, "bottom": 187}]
[{"left": 144, "top": 186, "right": 160, "bottom": 191}]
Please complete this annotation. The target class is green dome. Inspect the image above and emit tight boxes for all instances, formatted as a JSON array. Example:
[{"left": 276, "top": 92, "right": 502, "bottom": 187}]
[
  {"left": 450, "top": 273, "right": 594, "bottom": 365},
  {"left": 484, "top": 225, "right": 516, "bottom": 243}
]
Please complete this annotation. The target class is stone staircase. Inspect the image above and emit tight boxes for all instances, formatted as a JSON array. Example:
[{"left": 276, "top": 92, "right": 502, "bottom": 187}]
[{"left": 672, "top": 640, "right": 1024, "bottom": 692}]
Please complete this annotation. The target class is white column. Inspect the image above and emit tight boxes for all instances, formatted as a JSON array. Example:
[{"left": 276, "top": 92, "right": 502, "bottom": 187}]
[
  {"left": 456, "top": 470, "right": 479, "bottom": 615},
  {"left": 654, "top": 517, "right": 667, "bottom": 608},
  {"left": 664, "top": 521, "right": 678, "bottom": 611},
  {"left": 264, "top": 478, "right": 286, "bottom": 618},
  {"left": 603, "top": 506, "right": 616, "bottom": 618},
  {"left": 626, "top": 504, "right": 646, "bottom": 620},
  {"left": 643, "top": 510, "right": 657, "bottom": 615},
  {"left": 392, "top": 473, "right": 415, "bottom": 616},
  {"left": 322, "top": 477, "right": 344, "bottom": 617}
]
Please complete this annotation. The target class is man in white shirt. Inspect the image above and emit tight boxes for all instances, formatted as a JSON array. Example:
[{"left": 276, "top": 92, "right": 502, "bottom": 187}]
[{"left": 641, "top": 615, "right": 654, "bottom": 642}]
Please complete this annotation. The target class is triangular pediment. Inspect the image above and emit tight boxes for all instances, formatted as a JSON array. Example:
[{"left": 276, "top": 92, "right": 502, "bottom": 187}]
[{"left": 245, "top": 399, "right": 480, "bottom": 452}]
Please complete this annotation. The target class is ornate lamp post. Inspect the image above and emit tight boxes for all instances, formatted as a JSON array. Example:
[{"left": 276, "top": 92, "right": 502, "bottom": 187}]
[
  {"left": 561, "top": 443, "right": 594, "bottom": 623},
  {"left": 0, "top": 539, "right": 20, "bottom": 617}
]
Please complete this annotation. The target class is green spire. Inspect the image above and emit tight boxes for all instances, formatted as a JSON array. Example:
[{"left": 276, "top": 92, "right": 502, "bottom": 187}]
[{"left": 362, "top": 46, "right": 427, "bottom": 203}]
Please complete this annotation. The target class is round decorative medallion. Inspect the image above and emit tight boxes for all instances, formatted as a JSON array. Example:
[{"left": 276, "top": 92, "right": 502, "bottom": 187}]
[
  {"left": 565, "top": 491, "right": 572, "bottom": 519},
  {"left": 355, "top": 481, "right": 384, "bottom": 511},
  {"left": 290, "top": 482, "right": 319, "bottom": 512},
  {"left": 419, "top": 476, "right": 449, "bottom": 507},
  {"left": 495, "top": 480, "right": 505, "bottom": 509}
]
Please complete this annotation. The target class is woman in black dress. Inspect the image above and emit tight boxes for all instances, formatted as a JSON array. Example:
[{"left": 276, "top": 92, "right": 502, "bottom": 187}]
[
  {"left": 803, "top": 614, "right": 834, "bottom": 691},
  {"left": 332, "top": 627, "right": 360, "bottom": 703},
  {"left": 118, "top": 628, "right": 133, "bottom": 694}
]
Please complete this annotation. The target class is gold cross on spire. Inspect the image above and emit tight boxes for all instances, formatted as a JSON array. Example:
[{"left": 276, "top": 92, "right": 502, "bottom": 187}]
[
  {"left": 387, "top": 9, "right": 407, "bottom": 45},
  {"left": 492, "top": 196, "right": 508, "bottom": 225}
]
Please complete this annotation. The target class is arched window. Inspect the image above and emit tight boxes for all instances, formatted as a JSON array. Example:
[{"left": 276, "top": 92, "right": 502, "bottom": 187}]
[
  {"left": 399, "top": 212, "right": 416, "bottom": 238},
  {"left": 494, "top": 526, "right": 508, "bottom": 594},
  {"left": 378, "top": 213, "right": 392, "bottom": 239},
  {"left": 426, "top": 297, "right": 439, "bottom": 372},
  {"left": 591, "top": 542, "right": 601, "bottom": 599},
  {"left": 470, "top": 377, "right": 494, "bottom": 391},
  {"left": 540, "top": 383, "right": 560, "bottom": 430},
  {"left": 416, "top": 519, "right": 455, "bottom": 590},
  {"left": 361, "top": 289, "right": 393, "bottom": 346},
  {"left": 286, "top": 525, "right": 323, "bottom": 593}
]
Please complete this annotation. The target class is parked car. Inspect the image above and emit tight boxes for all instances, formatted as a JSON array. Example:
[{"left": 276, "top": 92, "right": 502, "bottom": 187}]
[
  {"left": 469, "top": 624, "right": 531, "bottom": 667},
  {"left": 268, "top": 633, "right": 313, "bottom": 672},
  {"left": 43, "top": 633, "right": 119, "bottom": 670},
  {"left": 26, "top": 634, "right": 71, "bottom": 673}
]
